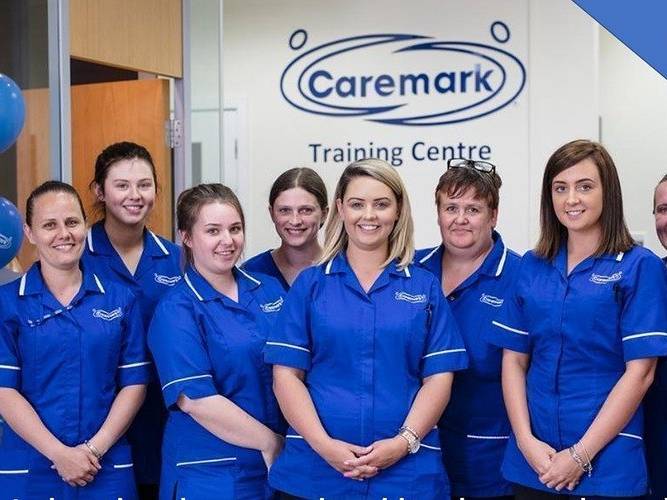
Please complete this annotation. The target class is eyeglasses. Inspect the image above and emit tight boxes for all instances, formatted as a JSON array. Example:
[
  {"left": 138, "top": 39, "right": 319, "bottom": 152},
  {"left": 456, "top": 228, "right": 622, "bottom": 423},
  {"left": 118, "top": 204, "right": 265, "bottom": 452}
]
[{"left": 447, "top": 158, "right": 496, "bottom": 174}]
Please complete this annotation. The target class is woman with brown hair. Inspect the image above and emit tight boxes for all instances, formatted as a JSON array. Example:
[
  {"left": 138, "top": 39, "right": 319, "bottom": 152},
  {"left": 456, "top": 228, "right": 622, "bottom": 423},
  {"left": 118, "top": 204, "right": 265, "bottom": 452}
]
[
  {"left": 244, "top": 167, "right": 328, "bottom": 290},
  {"left": 490, "top": 140, "right": 667, "bottom": 499},
  {"left": 148, "top": 184, "right": 285, "bottom": 499}
]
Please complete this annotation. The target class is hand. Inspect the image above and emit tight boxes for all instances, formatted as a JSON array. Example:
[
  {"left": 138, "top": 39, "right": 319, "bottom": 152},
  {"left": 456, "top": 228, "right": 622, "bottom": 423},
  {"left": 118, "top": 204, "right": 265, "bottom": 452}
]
[
  {"left": 342, "top": 436, "right": 408, "bottom": 477},
  {"left": 517, "top": 435, "right": 556, "bottom": 476},
  {"left": 260, "top": 432, "right": 284, "bottom": 470},
  {"left": 539, "top": 449, "right": 584, "bottom": 491},
  {"left": 51, "top": 444, "right": 101, "bottom": 487},
  {"left": 315, "top": 438, "right": 374, "bottom": 475}
]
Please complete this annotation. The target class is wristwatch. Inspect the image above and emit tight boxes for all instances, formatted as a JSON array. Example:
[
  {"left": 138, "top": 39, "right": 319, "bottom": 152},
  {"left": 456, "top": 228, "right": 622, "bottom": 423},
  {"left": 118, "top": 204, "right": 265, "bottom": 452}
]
[{"left": 398, "top": 426, "right": 421, "bottom": 454}]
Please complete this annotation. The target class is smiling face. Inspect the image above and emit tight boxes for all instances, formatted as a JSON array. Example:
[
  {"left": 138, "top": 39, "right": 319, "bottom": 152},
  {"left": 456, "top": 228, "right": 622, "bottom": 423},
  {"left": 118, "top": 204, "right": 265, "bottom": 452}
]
[
  {"left": 437, "top": 187, "right": 496, "bottom": 255},
  {"left": 182, "top": 201, "right": 244, "bottom": 278},
  {"left": 655, "top": 181, "right": 667, "bottom": 250},
  {"left": 336, "top": 176, "right": 399, "bottom": 255},
  {"left": 270, "top": 187, "right": 326, "bottom": 249},
  {"left": 25, "top": 191, "right": 86, "bottom": 271},
  {"left": 96, "top": 158, "right": 156, "bottom": 226},
  {"left": 551, "top": 157, "right": 603, "bottom": 237}
]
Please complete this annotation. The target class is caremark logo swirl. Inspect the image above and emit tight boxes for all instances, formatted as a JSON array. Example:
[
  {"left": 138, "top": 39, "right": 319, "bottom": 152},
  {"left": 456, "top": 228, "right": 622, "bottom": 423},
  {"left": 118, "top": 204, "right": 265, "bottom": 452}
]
[{"left": 280, "top": 23, "right": 526, "bottom": 126}]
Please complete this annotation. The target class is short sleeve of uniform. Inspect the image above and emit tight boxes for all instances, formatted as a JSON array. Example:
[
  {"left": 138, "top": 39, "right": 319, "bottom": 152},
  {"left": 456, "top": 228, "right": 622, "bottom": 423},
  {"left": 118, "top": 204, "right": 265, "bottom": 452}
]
[
  {"left": 421, "top": 276, "right": 468, "bottom": 377},
  {"left": 264, "top": 268, "right": 315, "bottom": 371},
  {"left": 148, "top": 294, "right": 218, "bottom": 408},
  {"left": 620, "top": 252, "right": 667, "bottom": 361},
  {"left": 0, "top": 290, "right": 21, "bottom": 388},
  {"left": 487, "top": 257, "right": 531, "bottom": 354},
  {"left": 117, "top": 295, "right": 151, "bottom": 387}
]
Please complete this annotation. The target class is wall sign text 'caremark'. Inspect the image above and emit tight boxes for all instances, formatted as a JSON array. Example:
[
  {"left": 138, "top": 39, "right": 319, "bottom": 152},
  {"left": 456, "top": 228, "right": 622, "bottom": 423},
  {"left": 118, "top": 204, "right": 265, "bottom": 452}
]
[{"left": 280, "top": 25, "right": 526, "bottom": 126}]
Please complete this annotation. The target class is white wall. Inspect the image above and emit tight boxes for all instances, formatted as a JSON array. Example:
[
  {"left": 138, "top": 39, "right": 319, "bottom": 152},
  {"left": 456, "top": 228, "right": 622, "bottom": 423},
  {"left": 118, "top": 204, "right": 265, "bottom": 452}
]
[
  {"left": 599, "top": 28, "right": 667, "bottom": 256},
  {"left": 220, "top": 0, "right": 599, "bottom": 256}
]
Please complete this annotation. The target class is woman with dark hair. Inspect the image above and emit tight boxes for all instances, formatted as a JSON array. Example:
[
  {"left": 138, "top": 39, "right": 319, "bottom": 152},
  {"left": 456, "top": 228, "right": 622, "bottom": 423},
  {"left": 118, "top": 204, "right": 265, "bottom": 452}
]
[
  {"left": 643, "top": 173, "right": 667, "bottom": 500},
  {"left": 490, "top": 140, "right": 667, "bottom": 499},
  {"left": 0, "top": 181, "right": 149, "bottom": 498},
  {"left": 266, "top": 159, "right": 467, "bottom": 498},
  {"left": 243, "top": 167, "right": 328, "bottom": 290},
  {"left": 148, "top": 184, "right": 285, "bottom": 499},
  {"left": 415, "top": 159, "right": 520, "bottom": 500},
  {"left": 82, "top": 141, "right": 181, "bottom": 498}
]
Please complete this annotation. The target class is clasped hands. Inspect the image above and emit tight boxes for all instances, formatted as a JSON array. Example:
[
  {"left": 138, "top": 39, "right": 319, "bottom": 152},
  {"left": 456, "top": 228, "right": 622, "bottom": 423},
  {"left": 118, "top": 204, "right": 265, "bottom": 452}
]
[
  {"left": 50, "top": 443, "right": 102, "bottom": 487},
  {"left": 519, "top": 435, "right": 585, "bottom": 492},
  {"left": 316, "top": 436, "right": 409, "bottom": 481}
]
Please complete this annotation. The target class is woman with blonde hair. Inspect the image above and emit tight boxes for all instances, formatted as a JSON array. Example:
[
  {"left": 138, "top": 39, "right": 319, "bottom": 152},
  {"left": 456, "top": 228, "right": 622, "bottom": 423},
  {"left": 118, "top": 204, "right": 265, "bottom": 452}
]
[{"left": 265, "top": 159, "right": 467, "bottom": 499}]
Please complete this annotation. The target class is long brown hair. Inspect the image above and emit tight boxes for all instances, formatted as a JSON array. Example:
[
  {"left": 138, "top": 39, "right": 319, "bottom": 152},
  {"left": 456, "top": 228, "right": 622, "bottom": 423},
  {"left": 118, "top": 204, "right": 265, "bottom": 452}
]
[{"left": 535, "top": 139, "right": 633, "bottom": 260}]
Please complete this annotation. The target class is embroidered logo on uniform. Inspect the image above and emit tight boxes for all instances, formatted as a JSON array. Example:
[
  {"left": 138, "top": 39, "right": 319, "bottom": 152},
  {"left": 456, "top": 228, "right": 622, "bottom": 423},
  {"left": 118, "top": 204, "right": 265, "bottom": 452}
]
[
  {"left": 154, "top": 273, "right": 181, "bottom": 286},
  {"left": 0, "top": 233, "right": 12, "bottom": 249},
  {"left": 394, "top": 291, "right": 427, "bottom": 304},
  {"left": 260, "top": 297, "right": 284, "bottom": 313},
  {"left": 589, "top": 272, "right": 622, "bottom": 285},
  {"left": 92, "top": 307, "right": 123, "bottom": 321},
  {"left": 480, "top": 293, "right": 504, "bottom": 307}
]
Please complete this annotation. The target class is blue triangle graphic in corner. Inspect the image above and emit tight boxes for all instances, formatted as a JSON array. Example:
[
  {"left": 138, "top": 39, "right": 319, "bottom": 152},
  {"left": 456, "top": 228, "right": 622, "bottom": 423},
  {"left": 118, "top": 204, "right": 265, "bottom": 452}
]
[{"left": 571, "top": 0, "right": 667, "bottom": 80}]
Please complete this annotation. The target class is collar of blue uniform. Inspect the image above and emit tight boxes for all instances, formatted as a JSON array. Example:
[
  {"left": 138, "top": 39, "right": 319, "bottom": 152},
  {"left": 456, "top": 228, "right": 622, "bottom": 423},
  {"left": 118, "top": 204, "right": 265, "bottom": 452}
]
[
  {"left": 553, "top": 244, "right": 626, "bottom": 277},
  {"left": 18, "top": 261, "right": 106, "bottom": 297},
  {"left": 323, "top": 251, "right": 411, "bottom": 278},
  {"left": 86, "top": 221, "right": 171, "bottom": 258},
  {"left": 417, "top": 230, "right": 508, "bottom": 278},
  {"left": 183, "top": 264, "right": 261, "bottom": 302}
]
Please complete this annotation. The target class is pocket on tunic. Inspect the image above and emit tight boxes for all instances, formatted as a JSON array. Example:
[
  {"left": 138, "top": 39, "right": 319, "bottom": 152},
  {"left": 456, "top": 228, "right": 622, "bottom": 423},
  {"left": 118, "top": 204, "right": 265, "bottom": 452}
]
[
  {"left": 173, "top": 458, "right": 239, "bottom": 500},
  {"left": 0, "top": 448, "right": 31, "bottom": 499}
]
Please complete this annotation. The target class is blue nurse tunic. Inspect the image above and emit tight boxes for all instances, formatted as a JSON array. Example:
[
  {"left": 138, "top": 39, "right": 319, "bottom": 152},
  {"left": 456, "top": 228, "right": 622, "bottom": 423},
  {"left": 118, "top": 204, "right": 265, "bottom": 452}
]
[
  {"left": 0, "top": 263, "right": 151, "bottom": 499},
  {"left": 643, "top": 257, "right": 667, "bottom": 500},
  {"left": 415, "top": 231, "right": 520, "bottom": 498},
  {"left": 148, "top": 266, "right": 285, "bottom": 500},
  {"left": 488, "top": 245, "right": 667, "bottom": 497},
  {"left": 264, "top": 252, "right": 468, "bottom": 499},
  {"left": 243, "top": 250, "right": 290, "bottom": 291},
  {"left": 82, "top": 221, "right": 181, "bottom": 487}
]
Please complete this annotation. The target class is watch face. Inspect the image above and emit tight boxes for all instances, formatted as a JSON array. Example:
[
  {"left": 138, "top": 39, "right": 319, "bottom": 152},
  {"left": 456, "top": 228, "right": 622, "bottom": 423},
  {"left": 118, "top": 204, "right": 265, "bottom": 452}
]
[{"left": 409, "top": 441, "right": 420, "bottom": 454}]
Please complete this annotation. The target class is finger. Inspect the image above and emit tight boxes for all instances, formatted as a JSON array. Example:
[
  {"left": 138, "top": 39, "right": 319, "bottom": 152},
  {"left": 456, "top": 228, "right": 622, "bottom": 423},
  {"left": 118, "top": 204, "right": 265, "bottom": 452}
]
[
  {"left": 343, "top": 468, "right": 362, "bottom": 479},
  {"left": 83, "top": 473, "right": 94, "bottom": 482},
  {"left": 89, "top": 455, "right": 101, "bottom": 470},
  {"left": 566, "top": 480, "right": 579, "bottom": 491},
  {"left": 344, "top": 452, "right": 375, "bottom": 468},
  {"left": 75, "top": 478, "right": 87, "bottom": 487},
  {"left": 67, "top": 480, "right": 78, "bottom": 487},
  {"left": 349, "top": 444, "right": 373, "bottom": 456}
]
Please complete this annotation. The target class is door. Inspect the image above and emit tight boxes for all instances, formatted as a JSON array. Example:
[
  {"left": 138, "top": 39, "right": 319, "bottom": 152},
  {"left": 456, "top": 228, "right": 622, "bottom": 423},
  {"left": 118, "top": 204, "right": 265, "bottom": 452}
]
[{"left": 71, "top": 78, "right": 172, "bottom": 238}]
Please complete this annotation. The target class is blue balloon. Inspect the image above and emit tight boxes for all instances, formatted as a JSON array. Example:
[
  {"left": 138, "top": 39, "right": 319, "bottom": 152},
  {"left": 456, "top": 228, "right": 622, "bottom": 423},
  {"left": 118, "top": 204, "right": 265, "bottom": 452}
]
[
  {"left": 0, "top": 74, "right": 26, "bottom": 154},
  {"left": 0, "top": 197, "right": 23, "bottom": 268}
]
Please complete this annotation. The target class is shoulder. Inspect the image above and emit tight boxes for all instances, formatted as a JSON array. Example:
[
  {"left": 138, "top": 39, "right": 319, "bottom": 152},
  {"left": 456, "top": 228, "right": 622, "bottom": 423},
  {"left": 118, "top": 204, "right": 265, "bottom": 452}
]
[
  {"left": 243, "top": 270, "right": 285, "bottom": 299},
  {"left": 93, "top": 274, "right": 137, "bottom": 305},
  {"left": 414, "top": 246, "right": 439, "bottom": 265},
  {"left": 501, "top": 247, "right": 523, "bottom": 273},
  {"left": 0, "top": 278, "right": 21, "bottom": 313},
  {"left": 404, "top": 263, "right": 441, "bottom": 291},
  {"left": 617, "top": 245, "right": 667, "bottom": 276},
  {"left": 242, "top": 250, "right": 272, "bottom": 270}
]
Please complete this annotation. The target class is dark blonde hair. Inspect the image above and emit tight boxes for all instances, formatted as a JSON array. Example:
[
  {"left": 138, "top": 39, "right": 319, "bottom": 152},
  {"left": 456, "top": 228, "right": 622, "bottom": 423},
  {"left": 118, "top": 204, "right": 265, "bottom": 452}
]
[
  {"left": 320, "top": 159, "right": 414, "bottom": 269},
  {"left": 434, "top": 166, "right": 502, "bottom": 210},
  {"left": 535, "top": 139, "right": 633, "bottom": 260},
  {"left": 177, "top": 183, "right": 244, "bottom": 265},
  {"left": 269, "top": 167, "right": 328, "bottom": 211}
]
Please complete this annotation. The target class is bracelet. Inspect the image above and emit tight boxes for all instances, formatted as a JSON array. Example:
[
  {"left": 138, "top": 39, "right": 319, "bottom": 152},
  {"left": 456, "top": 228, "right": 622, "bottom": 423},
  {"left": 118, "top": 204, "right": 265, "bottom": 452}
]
[
  {"left": 574, "top": 441, "right": 592, "bottom": 467},
  {"left": 398, "top": 426, "right": 420, "bottom": 441},
  {"left": 84, "top": 440, "right": 103, "bottom": 460},
  {"left": 568, "top": 444, "right": 592, "bottom": 477}
]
